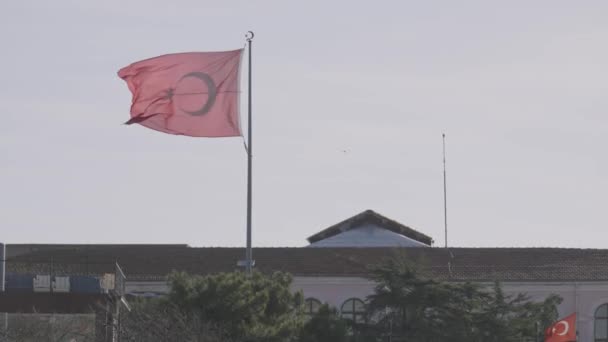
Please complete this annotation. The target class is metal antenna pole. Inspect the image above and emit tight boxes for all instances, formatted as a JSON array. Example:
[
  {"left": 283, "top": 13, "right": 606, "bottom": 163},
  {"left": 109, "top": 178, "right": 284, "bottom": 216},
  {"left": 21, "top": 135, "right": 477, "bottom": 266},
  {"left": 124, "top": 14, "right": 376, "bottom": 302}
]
[{"left": 443, "top": 133, "right": 448, "bottom": 248}]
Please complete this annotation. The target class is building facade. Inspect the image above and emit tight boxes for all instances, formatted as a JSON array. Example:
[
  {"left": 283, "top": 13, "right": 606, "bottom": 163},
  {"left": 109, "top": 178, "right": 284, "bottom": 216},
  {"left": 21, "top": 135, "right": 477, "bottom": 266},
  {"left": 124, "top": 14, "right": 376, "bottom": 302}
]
[{"left": 4, "top": 210, "right": 608, "bottom": 341}]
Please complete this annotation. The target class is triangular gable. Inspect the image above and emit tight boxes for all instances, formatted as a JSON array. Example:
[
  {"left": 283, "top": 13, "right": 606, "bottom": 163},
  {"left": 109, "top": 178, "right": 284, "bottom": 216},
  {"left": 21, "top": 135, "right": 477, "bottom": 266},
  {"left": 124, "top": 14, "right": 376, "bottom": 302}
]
[{"left": 306, "top": 210, "right": 433, "bottom": 246}]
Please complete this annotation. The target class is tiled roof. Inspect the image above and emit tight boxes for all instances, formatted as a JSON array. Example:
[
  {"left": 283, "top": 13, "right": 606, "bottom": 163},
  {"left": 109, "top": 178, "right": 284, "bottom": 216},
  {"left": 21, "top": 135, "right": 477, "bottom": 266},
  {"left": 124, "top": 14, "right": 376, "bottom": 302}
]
[
  {"left": 307, "top": 210, "right": 433, "bottom": 246},
  {"left": 5, "top": 244, "right": 188, "bottom": 258},
  {"left": 6, "top": 245, "right": 608, "bottom": 282}
]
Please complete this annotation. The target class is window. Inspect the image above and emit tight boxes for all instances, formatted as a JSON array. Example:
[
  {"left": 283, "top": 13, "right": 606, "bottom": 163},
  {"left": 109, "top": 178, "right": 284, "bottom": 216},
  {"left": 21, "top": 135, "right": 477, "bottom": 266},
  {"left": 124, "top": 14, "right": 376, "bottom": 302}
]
[
  {"left": 304, "top": 298, "right": 322, "bottom": 316},
  {"left": 596, "top": 304, "right": 608, "bottom": 341},
  {"left": 340, "top": 298, "right": 366, "bottom": 324}
]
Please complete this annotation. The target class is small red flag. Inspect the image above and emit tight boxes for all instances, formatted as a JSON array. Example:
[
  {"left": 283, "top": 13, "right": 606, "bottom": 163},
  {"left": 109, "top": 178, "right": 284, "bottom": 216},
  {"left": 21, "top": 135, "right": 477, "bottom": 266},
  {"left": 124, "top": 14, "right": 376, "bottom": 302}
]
[
  {"left": 545, "top": 313, "right": 576, "bottom": 342},
  {"left": 118, "top": 49, "right": 243, "bottom": 137}
]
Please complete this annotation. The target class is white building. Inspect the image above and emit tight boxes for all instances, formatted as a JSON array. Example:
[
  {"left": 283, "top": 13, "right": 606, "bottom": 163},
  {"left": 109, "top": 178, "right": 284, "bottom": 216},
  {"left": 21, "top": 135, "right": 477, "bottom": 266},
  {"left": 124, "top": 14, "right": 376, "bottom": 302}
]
[{"left": 5, "top": 210, "right": 608, "bottom": 341}]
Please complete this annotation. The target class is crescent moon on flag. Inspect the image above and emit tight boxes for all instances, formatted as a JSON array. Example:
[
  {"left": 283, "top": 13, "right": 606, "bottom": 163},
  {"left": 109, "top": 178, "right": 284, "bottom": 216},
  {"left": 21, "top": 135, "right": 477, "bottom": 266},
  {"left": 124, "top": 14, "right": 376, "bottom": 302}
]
[
  {"left": 178, "top": 72, "right": 217, "bottom": 116},
  {"left": 555, "top": 321, "right": 569, "bottom": 336}
]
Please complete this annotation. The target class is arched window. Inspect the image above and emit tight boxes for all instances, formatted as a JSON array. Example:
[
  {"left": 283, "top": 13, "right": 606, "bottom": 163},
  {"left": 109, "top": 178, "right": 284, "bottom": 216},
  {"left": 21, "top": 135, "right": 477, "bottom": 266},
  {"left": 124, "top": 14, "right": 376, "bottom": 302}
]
[
  {"left": 341, "top": 298, "right": 366, "bottom": 323},
  {"left": 596, "top": 304, "right": 608, "bottom": 341},
  {"left": 304, "top": 298, "right": 322, "bottom": 316}
]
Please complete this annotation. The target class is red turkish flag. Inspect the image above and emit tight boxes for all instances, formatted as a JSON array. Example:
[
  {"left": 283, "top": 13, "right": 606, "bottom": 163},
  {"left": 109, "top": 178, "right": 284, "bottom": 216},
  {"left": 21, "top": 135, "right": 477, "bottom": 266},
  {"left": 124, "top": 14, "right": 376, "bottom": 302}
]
[
  {"left": 545, "top": 313, "right": 576, "bottom": 342},
  {"left": 118, "top": 49, "right": 243, "bottom": 137}
]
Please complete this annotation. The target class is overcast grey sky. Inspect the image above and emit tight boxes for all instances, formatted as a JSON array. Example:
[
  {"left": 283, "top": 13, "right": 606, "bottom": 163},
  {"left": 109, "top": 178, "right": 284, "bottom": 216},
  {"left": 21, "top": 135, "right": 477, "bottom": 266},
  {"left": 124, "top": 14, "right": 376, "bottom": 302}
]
[{"left": 1, "top": 0, "right": 607, "bottom": 248}]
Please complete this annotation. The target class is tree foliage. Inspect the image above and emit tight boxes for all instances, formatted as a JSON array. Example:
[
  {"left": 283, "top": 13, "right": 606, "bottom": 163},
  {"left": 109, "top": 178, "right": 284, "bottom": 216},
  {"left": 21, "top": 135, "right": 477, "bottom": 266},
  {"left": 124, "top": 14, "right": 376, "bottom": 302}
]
[
  {"left": 165, "top": 271, "right": 304, "bottom": 341},
  {"left": 298, "top": 304, "right": 349, "bottom": 342},
  {"left": 117, "top": 262, "right": 562, "bottom": 342},
  {"left": 365, "top": 257, "right": 562, "bottom": 342}
]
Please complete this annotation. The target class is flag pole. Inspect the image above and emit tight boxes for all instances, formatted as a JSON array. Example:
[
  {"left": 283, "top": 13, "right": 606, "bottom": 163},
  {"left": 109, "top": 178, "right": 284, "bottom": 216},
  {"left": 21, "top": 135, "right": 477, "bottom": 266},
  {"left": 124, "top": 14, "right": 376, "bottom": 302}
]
[
  {"left": 442, "top": 133, "right": 448, "bottom": 248},
  {"left": 245, "top": 31, "right": 255, "bottom": 275}
]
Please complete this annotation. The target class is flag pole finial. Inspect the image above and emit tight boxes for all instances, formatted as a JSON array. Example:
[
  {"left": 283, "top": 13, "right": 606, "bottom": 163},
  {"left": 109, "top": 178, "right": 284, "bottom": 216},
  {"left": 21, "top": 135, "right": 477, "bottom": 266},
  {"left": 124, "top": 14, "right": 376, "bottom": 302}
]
[{"left": 246, "top": 31, "right": 255, "bottom": 42}]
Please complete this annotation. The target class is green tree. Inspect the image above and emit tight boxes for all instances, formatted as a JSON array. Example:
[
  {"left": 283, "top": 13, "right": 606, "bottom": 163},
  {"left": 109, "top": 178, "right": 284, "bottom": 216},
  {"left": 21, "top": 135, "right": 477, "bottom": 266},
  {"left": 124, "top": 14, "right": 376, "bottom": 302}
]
[
  {"left": 166, "top": 271, "right": 304, "bottom": 342},
  {"left": 365, "top": 256, "right": 562, "bottom": 342},
  {"left": 299, "top": 304, "right": 349, "bottom": 342},
  {"left": 474, "top": 282, "right": 562, "bottom": 342}
]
